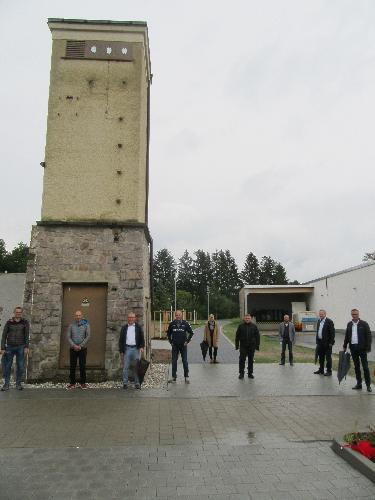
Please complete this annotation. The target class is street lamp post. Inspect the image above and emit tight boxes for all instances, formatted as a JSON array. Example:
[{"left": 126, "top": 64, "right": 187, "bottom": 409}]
[
  {"left": 174, "top": 273, "right": 177, "bottom": 313},
  {"left": 207, "top": 286, "right": 210, "bottom": 319}
]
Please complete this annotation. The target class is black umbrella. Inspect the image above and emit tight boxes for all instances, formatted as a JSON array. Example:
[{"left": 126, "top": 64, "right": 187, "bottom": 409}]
[
  {"left": 136, "top": 357, "right": 150, "bottom": 385},
  {"left": 200, "top": 340, "right": 209, "bottom": 361},
  {"left": 337, "top": 350, "right": 351, "bottom": 384}
]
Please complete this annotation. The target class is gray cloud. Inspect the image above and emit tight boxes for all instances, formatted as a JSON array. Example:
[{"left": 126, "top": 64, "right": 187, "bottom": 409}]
[{"left": 1, "top": 0, "right": 375, "bottom": 283}]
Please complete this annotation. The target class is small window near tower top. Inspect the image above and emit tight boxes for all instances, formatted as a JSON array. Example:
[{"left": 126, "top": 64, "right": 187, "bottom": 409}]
[
  {"left": 90, "top": 46, "right": 97, "bottom": 53},
  {"left": 106, "top": 47, "right": 112, "bottom": 55},
  {"left": 122, "top": 47, "right": 128, "bottom": 55}
]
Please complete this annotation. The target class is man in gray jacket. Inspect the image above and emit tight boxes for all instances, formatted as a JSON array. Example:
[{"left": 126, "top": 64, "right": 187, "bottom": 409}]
[
  {"left": 67, "top": 310, "right": 91, "bottom": 389},
  {"left": 278, "top": 314, "right": 296, "bottom": 366}
]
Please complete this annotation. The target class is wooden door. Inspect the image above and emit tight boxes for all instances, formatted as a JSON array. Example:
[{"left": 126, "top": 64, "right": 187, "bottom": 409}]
[{"left": 59, "top": 284, "right": 107, "bottom": 369}]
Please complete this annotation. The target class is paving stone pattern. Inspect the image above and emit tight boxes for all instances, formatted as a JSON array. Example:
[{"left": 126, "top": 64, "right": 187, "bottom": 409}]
[{"left": 1, "top": 322, "right": 375, "bottom": 499}]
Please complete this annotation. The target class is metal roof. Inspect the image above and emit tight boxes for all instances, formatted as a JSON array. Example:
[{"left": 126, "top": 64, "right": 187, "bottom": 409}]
[
  {"left": 304, "top": 260, "right": 375, "bottom": 284},
  {"left": 241, "top": 285, "right": 314, "bottom": 290},
  {"left": 48, "top": 18, "right": 147, "bottom": 26}
]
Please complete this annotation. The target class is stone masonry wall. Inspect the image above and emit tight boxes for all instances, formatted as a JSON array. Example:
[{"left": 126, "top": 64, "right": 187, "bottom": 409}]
[{"left": 23, "top": 224, "right": 151, "bottom": 381}]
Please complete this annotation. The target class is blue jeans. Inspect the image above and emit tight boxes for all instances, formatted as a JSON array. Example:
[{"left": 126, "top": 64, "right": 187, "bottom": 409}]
[
  {"left": 4, "top": 345, "right": 25, "bottom": 386},
  {"left": 123, "top": 347, "right": 140, "bottom": 385}
]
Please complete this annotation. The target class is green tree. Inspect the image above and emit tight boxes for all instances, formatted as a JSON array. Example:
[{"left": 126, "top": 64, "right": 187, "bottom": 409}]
[
  {"left": 258, "top": 256, "right": 276, "bottom": 285},
  {"left": 5, "top": 242, "right": 29, "bottom": 273},
  {"left": 272, "top": 262, "right": 288, "bottom": 284},
  {"left": 240, "top": 252, "right": 260, "bottom": 285},
  {"left": 177, "top": 250, "right": 194, "bottom": 294},
  {"left": 363, "top": 251, "right": 375, "bottom": 262},
  {"left": 191, "top": 250, "right": 212, "bottom": 308},
  {"left": 152, "top": 249, "right": 176, "bottom": 311},
  {"left": 176, "top": 290, "right": 194, "bottom": 311},
  {"left": 0, "top": 239, "right": 7, "bottom": 272}
]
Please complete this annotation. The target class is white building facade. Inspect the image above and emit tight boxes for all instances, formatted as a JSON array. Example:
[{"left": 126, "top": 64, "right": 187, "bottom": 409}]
[
  {"left": 240, "top": 261, "right": 375, "bottom": 331},
  {"left": 305, "top": 261, "right": 375, "bottom": 330}
]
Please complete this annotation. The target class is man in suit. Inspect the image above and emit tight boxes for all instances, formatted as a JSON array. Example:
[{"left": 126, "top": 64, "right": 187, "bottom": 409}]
[
  {"left": 235, "top": 314, "right": 260, "bottom": 379},
  {"left": 314, "top": 309, "right": 335, "bottom": 376},
  {"left": 119, "top": 312, "right": 145, "bottom": 389},
  {"left": 278, "top": 314, "right": 296, "bottom": 366},
  {"left": 343, "top": 308, "right": 372, "bottom": 392}
]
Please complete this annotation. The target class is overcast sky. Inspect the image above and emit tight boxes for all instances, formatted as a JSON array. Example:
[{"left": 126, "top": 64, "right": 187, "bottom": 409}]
[{"left": 1, "top": 0, "right": 375, "bottom": 283}]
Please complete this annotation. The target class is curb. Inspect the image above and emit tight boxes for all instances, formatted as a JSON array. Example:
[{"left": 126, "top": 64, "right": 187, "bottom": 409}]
[{"left": 331, "top": 438, "right": 375, "bottom": 484}]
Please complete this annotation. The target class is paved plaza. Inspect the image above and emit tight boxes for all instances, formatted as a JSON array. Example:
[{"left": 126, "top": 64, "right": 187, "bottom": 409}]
[{"left": 0, "top": 323, "right": 374, "bottom": 499}]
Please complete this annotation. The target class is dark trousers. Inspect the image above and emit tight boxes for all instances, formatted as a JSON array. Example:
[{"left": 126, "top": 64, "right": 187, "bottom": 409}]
[
  {"left": 69, "top": 348, "right": 87, "bottom": 384},
  {"left": 239, "top": 347, "right": 255, "bottom": 375},
  {"left": 209, "top": 346, "right": 218, "bottom": 360},
  {"left": 350, "top": 344, "right": 371, "bottom": 387},
  {"left": 171, "top": 343, "right": 189, "bottom": 378},
  {"left": 280, "top": 339, "right": 293, "bottom": 364},
  {"left": 317, "top": 341, "right": 332, "bottom": 372}
]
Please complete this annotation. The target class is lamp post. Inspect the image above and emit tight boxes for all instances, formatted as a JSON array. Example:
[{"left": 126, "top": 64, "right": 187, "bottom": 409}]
[
  {"left": 174, "top": 273, "right": 177, "bottom": 313},
  {"left": 207, "top": 286, "right": 210, "bottom": 319}
]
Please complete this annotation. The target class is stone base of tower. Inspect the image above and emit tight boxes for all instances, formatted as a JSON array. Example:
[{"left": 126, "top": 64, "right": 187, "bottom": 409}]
[{"left": 23, "top": 222, "right": 152, "bottom": 382}]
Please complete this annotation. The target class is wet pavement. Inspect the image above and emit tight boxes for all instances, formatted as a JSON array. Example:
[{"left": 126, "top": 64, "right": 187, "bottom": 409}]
[{"left": 1, "top": 321, "right": 374, "bottom": 499}]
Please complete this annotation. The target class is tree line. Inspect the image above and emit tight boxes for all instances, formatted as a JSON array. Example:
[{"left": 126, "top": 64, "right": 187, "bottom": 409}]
[
  {"left": 0, "top": 240, "right": 29, "bottom": 273},
  {"left": 153, "top": 249, "right": 297, "bottom": 318}
]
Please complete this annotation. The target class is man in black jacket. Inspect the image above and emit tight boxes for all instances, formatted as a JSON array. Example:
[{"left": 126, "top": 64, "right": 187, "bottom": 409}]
[
  {"left": 0, "top": 306, "right": 29, "bottom": 391},
  {"left": 167, "top": 310, "right": 194, "bottom": 383},
  {"left": 343, "top": 308, "right": 372, "bottom": 392},
  {"left": 314, "top": 309, "right": 335, "bottom": 376},
  {"left": 235, "top": 314, "right": 260, "bottom": 379},
  {"left": 119, "top": 312, "right": 145, "bottom": 389}
]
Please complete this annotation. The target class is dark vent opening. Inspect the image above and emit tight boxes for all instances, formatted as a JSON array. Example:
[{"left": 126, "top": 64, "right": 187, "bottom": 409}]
[{"left": 66, "top": 40, "right": 86, "bottom": 59}]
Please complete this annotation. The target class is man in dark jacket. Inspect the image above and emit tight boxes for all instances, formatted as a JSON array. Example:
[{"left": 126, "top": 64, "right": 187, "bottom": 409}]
[
  {"left": 314, "top": 309, "right": 335, "bottom": 376},
  {"left": 119, "top": 312, "right": 145, "bottom": 389},
  {"left": 343, "top": 308, "right": 372, "bottom": 392},
  {"left": 167, "top": 310, "right": 194, "bottom": 383},
  {"left": 235, "top": 314, "right": 260, "bottom": 379},
  {"left": 0, "top": 306, "right": 29, "bottom": 391},
  {"left": 278, "top": 314, "right": 296, "bottom": 366}
]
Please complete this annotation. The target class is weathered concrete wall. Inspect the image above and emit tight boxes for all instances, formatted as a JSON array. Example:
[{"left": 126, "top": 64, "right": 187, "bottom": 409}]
[
  {"left": 23, "top": 224, "right": 151, "bottom": 381},
  {"left": 0, "top": 273, "right": 25, "bottom": 329},
  {"left": 41, "top": 22, "right": 150, "bottom": 224}
]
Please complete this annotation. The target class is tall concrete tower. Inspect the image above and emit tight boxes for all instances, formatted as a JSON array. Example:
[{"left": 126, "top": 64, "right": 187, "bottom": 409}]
[{"left": 23, "top": 19, "right": 152, "bottom": 380}]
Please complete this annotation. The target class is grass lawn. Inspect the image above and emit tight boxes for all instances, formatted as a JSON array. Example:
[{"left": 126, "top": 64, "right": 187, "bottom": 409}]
[{"left": 222, "top": 318, "right": 375, "bottom": 379}]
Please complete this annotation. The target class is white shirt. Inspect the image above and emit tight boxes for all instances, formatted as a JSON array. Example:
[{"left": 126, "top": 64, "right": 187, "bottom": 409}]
[
  {"left": 318, "top": 318, "right": 326, "bottom": 339},
  {"left": 351, "top": 321, "right": 359, "bottom": 344},
  {"left": 127, "top": 324, "right": 136, "bottom": 345}
]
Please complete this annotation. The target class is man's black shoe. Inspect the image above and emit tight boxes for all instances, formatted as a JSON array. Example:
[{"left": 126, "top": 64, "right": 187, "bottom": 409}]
[
  {"left": 324, "top": 371, "right": 332, "bottom": 377},
  {"left": 290, "top": 363, "right": 294, "bottom": 366},
  {"left": 248, "top": 374, "right": 254, "bottom": 379},
  {"left": 314, "top": 370, "right": 323, "bottom": 375},
  {"left": 1, "top": 384, "right": 9, "bottom": 392},
  {"left": 352, "top": 384, "right": 362, "bottom": 390},
  {"left": 279, "top": 362, "right": 285, "bottom": 366},
  {"left": 367, "top": 386, "right": 372, "bottom": 393},
  {"left": 238, "top": 374, "right": 244, "bottom": 379},
  {"left": 184, "top": 377, "right": 190, "bottom": 384},
  {"left": 16, "top": 385, "right": 23, "bottom": 390},
  {"left": 123, "top": 384, "right": 128, "bottom": 390}
]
